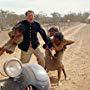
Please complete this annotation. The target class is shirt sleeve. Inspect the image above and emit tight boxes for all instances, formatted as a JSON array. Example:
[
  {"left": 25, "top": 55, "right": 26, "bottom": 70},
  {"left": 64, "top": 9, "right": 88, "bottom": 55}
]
[{"left": 38, "top": 23, "right": 52, "bottom": 48}]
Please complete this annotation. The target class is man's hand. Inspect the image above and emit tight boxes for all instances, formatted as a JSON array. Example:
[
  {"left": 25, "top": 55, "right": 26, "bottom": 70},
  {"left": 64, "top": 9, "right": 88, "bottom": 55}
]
[
  {"left": 43, "top": 44, "right": 49, "bottom": 50},
  {"left": 50, "top": 47, "right": 55, "bottom": 50},
  {"left": 51, "top": 39, "right": 54, "bottom": 44}
]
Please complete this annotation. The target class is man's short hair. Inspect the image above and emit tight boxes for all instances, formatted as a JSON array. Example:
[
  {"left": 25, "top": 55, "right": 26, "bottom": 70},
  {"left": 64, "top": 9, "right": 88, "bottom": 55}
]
[{"left": 25, "top": 10, "right": 34, "bottom": 16}]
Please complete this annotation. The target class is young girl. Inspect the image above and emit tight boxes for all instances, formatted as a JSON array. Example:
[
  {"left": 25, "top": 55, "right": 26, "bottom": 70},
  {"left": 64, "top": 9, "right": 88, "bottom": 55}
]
[
  {"left": 51, "top": 32, "right": 74, "bottom": 79},
  {"left": 44, "top": 27, "right": 74, "bottom": 84}
]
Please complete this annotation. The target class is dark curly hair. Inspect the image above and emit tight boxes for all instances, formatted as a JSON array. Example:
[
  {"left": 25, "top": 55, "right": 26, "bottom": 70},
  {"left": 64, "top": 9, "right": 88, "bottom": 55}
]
[{"left": 54, "top": 32, "right": 64, "bottom": 41}]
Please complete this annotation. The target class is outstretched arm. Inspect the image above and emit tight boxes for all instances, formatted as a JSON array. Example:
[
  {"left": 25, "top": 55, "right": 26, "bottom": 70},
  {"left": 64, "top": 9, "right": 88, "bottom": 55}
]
[
  {"left": 65, "top": 39, "right": 75, "bottom": 45},
  {"left": 51, "top": 39, "right": 74, "bottom": 52},
  {"left": 38, "top": 24, "right": 53, "bottom": 49}
]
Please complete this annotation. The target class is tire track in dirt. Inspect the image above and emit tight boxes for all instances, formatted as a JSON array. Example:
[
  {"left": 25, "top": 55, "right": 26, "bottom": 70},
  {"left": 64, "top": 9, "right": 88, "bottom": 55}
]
[
  {"left": 63, "top": 24, "right": 86, "bottom": 38},
  {"left": 59, "top": 24, "right": 90, "bottom": 90},
  {"left": 62, "top": 24, "right": 83, "bottom": 36}
]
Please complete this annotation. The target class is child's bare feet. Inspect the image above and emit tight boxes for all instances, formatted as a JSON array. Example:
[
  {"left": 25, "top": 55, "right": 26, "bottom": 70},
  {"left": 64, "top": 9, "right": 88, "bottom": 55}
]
[
  {"left": 58, "top": 81, "right": 62, "bottom": 86},
  {"left": 65, "top": 76, "right": 71, "bottom": 81}
]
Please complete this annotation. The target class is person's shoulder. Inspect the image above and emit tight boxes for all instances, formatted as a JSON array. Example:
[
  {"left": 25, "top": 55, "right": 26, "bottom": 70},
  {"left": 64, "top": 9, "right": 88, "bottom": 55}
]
[
  {"left": 18, "top": 20, "right": 30, "bottom": 28},
  {"left": 60, "top": 39, "right": 66, "bottom": 43},
  {"left": 19, "top": 20, "right": 28, "bottom": 24},
  {"left": 34, "top": 21, "right": 40, "bottom": 26},
  {"left": 15, "top": 20, "right": 27, "bottom": 27},
  {"left": 62, "top": 39, "right": 75, "bottom": 45},
  {"left": 62, "top": 39, "right": 67, "bottom": 42},
  {"left": 13, "top": 20, "right": 28, "bottom": 31},
  {"left": 59, "top": 39, "right": 68, "bottom": 45},
  {"left": 34, "top": 21, "right": 39, "bottom": 24}
]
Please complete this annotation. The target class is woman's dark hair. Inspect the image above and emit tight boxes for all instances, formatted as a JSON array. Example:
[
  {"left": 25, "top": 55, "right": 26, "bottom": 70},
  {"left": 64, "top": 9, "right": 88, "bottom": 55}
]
[
  {"left": 54, "top": 32, "right": 64, "bottom": 41},
  {"left": 25, "top": 10, "right": 34, "bottom": 16},
  {"left": 48, "top": 27, "right": 59, "bottom": 32}
]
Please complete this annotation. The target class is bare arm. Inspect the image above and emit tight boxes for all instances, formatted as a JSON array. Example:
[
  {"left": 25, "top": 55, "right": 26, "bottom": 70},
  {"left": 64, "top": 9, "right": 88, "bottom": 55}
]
[
  {"left": 65, "top": 39, "right": 75, "bottom": 45},
  {"left": 52, "top": 39, "right": 75, "bottom": 52},
  {"left": 52, "top": 40, "right": 67, "bottom": 52}
]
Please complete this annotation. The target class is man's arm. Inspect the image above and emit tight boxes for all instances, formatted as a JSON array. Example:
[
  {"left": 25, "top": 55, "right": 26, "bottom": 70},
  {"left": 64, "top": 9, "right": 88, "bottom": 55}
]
[{"left": 38, "top": 23, "right": 52, "bottom": 48}]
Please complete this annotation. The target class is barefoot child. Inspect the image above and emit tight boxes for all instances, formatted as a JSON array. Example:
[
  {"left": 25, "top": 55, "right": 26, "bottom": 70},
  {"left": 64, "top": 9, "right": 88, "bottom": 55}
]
[
  {"left": 44, "top": 27, "right": 74, "bottom": 82},
  {"left": 51, "top": 32, "right": 74, "bottom": 80}
]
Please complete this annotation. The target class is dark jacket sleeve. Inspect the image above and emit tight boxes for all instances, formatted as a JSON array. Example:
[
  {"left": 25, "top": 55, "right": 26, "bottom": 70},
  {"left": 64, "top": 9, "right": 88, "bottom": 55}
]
[
  {"left": 43, "top": 36, "right": 53, "bottom": 49},
  {"left": 38, "top": 24, "right": 50, "bottom": 44}
]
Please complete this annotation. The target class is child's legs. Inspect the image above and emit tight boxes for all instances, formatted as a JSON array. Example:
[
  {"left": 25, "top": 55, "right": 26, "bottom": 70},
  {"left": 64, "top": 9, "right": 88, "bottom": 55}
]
[
  {"left": 60, "top": 63, "right": 67, "bottom": 79},
  {"left": 57, "top": 51, "right": 67, "bottom": 79},
  {"left": 57, "top": 68, "right": 62, "bottom": 81},
  {"left": 56, "top": 51, "right": 63, "bottom": 68}
]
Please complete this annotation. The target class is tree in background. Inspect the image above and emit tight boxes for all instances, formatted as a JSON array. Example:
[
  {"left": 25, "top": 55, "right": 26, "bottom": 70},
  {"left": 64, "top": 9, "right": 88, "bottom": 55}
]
[{"left": 0, "top": 9, "right": 90, "bottom": 31}]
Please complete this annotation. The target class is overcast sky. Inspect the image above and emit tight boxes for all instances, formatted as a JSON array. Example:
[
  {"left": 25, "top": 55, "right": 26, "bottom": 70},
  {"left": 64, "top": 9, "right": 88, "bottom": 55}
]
[{"left": 0, "top": 0, "right": 90, "bottom": 15}]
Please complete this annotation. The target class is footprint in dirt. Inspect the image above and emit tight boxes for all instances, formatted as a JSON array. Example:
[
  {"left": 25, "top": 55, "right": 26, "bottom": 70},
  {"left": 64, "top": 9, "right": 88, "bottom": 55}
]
[
  {"left": 50, "top": 76, "right": 63, "bottom": 86},
  {"left": 50, "top": 76, "right": 71, "bottom": 90},
  {"left": 50, "top": 76, "right": 58, "bottom": 85}
]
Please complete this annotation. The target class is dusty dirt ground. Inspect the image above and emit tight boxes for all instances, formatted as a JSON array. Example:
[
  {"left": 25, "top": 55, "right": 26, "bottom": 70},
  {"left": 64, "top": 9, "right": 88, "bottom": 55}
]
[{"left": 0, "top": 23, "right": 90, "bottom": 90}]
